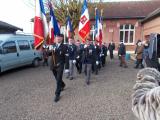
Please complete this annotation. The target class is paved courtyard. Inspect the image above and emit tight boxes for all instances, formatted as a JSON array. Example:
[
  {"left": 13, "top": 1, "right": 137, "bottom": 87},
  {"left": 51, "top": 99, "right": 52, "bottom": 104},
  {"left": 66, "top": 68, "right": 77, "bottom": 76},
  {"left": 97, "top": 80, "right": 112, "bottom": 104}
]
[{"left": 0, "top": 57, "right": 139, "bottom": 120}]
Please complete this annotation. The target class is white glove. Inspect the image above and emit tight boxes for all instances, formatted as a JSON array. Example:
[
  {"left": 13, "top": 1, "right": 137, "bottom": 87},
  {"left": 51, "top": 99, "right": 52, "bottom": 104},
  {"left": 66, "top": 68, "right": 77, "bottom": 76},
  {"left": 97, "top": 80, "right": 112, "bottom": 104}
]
[
  {"left": 158, "top": 58, "right": 160, "bottom": 64},
  {"left": 49, "top": 45, "right": 53, "bottom": 50},
  {"left": 96, "top": 61, "right": 99, "bottom": 65},
  {"left": 84, "top": 45, "right": 87, "bottom": 48},
  {"left": 73, "top": 60, "right": 76, "bottom": 64},
  {"left": 76, "top": 56, "right": 80, "bottom": 59},
  {"left": 119, "top": 55, "right": 121, "bottom": 57},
  {"left": 64, "top": 69, "right": 69, "bottom": 73}
]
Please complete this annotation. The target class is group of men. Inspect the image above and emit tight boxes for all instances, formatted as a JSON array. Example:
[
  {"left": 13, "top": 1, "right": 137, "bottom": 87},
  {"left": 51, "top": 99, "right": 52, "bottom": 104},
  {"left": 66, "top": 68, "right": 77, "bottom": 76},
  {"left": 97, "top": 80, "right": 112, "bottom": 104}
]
[{"left": 47, "top": 34, "right": 110, "bottom": 102}]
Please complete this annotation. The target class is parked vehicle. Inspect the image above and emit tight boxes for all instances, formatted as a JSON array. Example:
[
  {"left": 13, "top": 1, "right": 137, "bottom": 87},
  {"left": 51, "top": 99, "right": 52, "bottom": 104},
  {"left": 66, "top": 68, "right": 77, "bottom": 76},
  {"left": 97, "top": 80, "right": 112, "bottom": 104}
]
[{"left": 0, "top": 34, "right": 42, "bottom": 73}]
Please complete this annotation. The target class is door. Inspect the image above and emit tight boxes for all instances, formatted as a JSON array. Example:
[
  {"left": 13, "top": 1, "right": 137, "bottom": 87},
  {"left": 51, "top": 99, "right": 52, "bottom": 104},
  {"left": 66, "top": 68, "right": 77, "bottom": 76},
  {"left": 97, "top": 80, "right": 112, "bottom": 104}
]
[
  {"left": 1, "top": 41, "right": 20, "bottom": 71},
  {"left": 17, "top": 40, "right": 33, "bottom": 65}
]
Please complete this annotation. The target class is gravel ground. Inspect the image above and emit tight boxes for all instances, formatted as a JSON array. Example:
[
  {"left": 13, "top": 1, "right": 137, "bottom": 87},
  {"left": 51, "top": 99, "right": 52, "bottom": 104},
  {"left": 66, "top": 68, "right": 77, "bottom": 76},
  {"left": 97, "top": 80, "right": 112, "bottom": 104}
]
[{"left": 0, "top": 57, "right": 139, "bottom": 120}]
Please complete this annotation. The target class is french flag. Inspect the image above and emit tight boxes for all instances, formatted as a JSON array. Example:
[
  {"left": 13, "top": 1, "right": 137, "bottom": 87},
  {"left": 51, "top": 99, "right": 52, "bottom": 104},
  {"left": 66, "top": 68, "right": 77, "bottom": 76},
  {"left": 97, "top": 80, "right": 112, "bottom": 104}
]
[
  {"left": 99, "top": 16, "right": 103, "bottom": 45},
  {"left": 66, "top": 16, "right": 73, "bottom": 38},
  {"left": 48, "top": 1, "right": 60, "bottom": 44},
  {"left": 95, "top": 8, "right": 102, "bottom": 45},
  {"left": 78, "top": 0, "right": 90, "bottom": 43},
  {"left": 34, "top": 0, "right": 48, "bottom": 49}
]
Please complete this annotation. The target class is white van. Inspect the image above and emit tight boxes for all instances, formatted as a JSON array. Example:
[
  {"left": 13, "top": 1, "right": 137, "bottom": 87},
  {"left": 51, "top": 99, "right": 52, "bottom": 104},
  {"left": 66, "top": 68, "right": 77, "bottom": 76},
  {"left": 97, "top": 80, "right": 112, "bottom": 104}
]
[{"left": 0, "top": 34, "right": 42, "bottom": 73}]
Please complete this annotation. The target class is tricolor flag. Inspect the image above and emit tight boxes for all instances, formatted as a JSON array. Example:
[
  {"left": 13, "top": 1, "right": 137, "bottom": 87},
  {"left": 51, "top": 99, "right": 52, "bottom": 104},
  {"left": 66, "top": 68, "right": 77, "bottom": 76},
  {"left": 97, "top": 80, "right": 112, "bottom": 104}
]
[
  {"left": 95, "top": 8, "right": 103, "bottom": 45},
  {"left": 48, "top": 21, "right": 54, "bottom": 44},
  {"left": 78, "top": 0, "right": 90, "bottom": 43},
  {"left": 66, "top": 16, "right": 73, "bottom": 38},
  {"left": 34, "top": 0, "right": 49, "bottom": 49},
  {"left": 48, "top": 1, "right": 60, "bottom": 43},
  {"left": 99, "top": 16, "right": 103, "bottom": 45}
]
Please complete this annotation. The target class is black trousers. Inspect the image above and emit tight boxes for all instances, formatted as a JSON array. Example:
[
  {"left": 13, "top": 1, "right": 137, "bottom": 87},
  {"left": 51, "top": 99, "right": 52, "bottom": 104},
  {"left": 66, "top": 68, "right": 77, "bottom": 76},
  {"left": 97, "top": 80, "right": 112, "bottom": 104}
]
[
  {"left": 43, "top": 58, "right": 48, "bottom": 66},
  {"left": 52, "top": 65, "right": 65, "bottom": 96},
  {"left": 135, "top": 59, "right": 144, "bottom": 68},
  {"left": 109, "top": 50, "right": 114, "bottom": 59},
  {"left": 75, "top": 59, "right": 82, "bottom": 73},
  {"left": 101, "top": 56, "right": 106, "bottom": 66},
  {"left": 92, "top": 62, "right": 98, "bottom": 75}
]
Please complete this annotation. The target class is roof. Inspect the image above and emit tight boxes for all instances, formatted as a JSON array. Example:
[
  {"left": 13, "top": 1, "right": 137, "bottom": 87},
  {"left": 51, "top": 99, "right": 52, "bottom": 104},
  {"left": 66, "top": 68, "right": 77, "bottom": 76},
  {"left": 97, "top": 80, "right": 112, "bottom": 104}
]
[
  {"left": 0, "top": 21, "right": 23, "bottom": 33},
  {"left": 89, "top": 1, "right": 160, "bottom": 20},
  {"left": 141, "top": 8, "right": 160, "bottom": 24},
  {"left": 31, "top": 1, "right": 160, "bottom": 22}
]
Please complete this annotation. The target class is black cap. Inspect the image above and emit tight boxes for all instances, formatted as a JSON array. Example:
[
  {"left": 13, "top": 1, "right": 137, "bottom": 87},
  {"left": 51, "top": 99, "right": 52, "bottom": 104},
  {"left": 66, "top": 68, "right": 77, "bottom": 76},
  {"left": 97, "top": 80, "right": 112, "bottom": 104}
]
[{"left": 55, "top": 33, "right": 64, "bottom": 37}]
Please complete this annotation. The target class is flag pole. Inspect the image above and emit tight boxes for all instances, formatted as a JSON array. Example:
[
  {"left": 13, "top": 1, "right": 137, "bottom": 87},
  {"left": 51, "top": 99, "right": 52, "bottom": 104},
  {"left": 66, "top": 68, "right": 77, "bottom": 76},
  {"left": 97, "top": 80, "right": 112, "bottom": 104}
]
[
  {"left": 101, "top": 9, "right": 103, "bottom": 43},
  {"left": 94, "top": 7, "right": 97, "bottom": 42}
]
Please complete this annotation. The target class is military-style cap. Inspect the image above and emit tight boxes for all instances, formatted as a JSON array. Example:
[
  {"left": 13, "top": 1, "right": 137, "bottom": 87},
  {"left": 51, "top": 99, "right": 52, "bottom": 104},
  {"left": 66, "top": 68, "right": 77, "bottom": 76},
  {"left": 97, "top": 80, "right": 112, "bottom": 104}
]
[{"left": 55, "top": 33, "right": 64, "bottom": 37}]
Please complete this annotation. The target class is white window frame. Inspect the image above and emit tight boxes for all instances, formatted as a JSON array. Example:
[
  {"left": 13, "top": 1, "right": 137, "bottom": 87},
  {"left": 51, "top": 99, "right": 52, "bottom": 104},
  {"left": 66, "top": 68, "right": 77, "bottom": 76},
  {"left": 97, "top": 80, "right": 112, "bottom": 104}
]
[{"left": 119, "top": 24, "right": 135, "bottom": 45}]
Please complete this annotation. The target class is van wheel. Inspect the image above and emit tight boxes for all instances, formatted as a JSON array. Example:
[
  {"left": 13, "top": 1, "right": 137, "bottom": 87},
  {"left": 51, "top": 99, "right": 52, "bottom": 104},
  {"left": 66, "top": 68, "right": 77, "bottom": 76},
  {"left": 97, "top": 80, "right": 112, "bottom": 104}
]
[{"left": 32, "top": 59, "right": 39, "bottom": 67}]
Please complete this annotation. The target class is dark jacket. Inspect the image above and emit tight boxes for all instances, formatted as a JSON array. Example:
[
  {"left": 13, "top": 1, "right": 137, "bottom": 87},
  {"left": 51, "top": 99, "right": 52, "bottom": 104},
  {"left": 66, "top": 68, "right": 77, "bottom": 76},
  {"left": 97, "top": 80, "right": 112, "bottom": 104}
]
[
  {"left": 76, "top": 44, "right": 83, "bottom": 61},
  {"left": 108, "top": 43, "right": 115, "bottom": 51},
  {"left": 118, "top": 43, "right": 126, "bottom": 56},
  {"left": 49, "top": 43, "right": 69, "bottom": 70},
  {"left": 101, "top": 45, "right": 108, "bottom": 57},
  {"left": 68, "top": 44, "right": 77, "bottom": 60},
  {"left": 94, "top": 44, "right": 101, "bottom": 61},
  {"left": 82, "top": 44, "right": 96, "bottom": 64}
]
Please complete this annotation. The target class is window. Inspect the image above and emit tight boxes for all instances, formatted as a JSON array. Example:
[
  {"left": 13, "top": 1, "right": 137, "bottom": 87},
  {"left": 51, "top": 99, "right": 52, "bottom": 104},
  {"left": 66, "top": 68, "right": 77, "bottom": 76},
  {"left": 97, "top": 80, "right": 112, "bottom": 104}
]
[
  {"left": 18, "top": 40, "right": 30, "bottom": 50},
  {"left": 30, "top": 40, "right": 34, "bottom": 49},
  {"left": 0, "top": 41, "right": 2, "bottom": 44},
  {"left": 2, "top": 41, "right": 17, "bottom": 54},
  {"left": 120, "top": 24, "right": 135, "bottom": 44}
]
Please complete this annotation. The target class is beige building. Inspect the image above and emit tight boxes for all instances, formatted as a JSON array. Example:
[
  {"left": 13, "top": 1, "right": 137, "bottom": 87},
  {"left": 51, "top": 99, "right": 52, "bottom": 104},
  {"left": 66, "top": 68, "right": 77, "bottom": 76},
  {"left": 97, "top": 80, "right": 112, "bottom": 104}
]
[{"left": 141, "top": 8, "right": 160, "bottom": 40}]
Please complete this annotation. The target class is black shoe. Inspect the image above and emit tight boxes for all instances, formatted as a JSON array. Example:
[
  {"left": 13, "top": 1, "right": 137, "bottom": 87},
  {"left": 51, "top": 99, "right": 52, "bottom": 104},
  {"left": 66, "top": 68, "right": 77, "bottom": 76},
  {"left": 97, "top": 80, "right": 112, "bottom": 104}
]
[
  {"left": 69, "top": 77, "right": 73, "bottom": 80},
  {"left": 124, "top": 66, "right": 128, "bottom": 68},
  {"left": 61, "top": 84, "right": 66, "bottom": 91},
  {"left": 86, "top": 81, "right": 90, "bottom": 85},
  {"left": 134, "top": 66, "right": 138, "bottom": 69},
  {"left": 54, "top": 95, "right": 60, "bottom": 102}
]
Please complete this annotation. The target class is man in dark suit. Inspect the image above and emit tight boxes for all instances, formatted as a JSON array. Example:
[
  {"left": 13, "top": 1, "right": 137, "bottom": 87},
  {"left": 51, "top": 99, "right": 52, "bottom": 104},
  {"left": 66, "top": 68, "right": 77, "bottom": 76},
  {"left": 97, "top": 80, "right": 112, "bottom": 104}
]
[
  {"left": 49, "top": 34, "right": 69, "bottom": 102},
  {"left": 82, "top": 39, "right": 97, "bottom": 85},
  {"left": 108, "top": 40, "right": 115, "bottom": 59},
  {"left": 75, "top": 40, "right": 83, "bottom": 74},
  {"left": 92, "top": 40, "right": 101, "bottom": 75},
  {"left": 67, "top": 38, "right": 77, "bottom": 80},
  {"left": 101, "top": 42, "right": 108, "bottom": 67},
  {"left": 118, "top": 42, "right": 128, "bottom": 68}
]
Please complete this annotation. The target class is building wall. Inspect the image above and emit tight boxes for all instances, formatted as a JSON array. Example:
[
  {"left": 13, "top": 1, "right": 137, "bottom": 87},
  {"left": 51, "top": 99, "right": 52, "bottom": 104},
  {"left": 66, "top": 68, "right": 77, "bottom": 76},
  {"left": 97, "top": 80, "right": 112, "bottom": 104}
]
[
  {"left": 105, "top": 19, "right": 142, "bottom": 51},
  {"left": 142, "top": 17, "right": 160, "bottom": 39},
  {"left": 74, "top": 19, "right": 143, "bottom": 51}
]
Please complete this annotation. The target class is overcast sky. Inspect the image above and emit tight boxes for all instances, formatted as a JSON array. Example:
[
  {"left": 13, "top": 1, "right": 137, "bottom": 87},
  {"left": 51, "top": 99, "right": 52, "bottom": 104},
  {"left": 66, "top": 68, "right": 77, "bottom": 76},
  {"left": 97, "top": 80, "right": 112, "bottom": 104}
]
[{"left": 0, "top": 0, "right": 148, "bottom": 33}]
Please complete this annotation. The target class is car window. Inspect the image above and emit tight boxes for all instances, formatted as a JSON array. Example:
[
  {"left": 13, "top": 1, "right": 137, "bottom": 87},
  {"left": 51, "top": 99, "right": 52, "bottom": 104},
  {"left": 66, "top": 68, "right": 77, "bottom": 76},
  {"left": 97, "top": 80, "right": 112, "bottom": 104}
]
[
  {"left": 18, "top": 40, "right": 30, "bottom": 51},
  {"left": 0, "top": 47, "right": 2, "bottom": 54},
  {"left": 2, "top": 41, "right": 17, "bottom": 54},
  {"left": 30, "top": 40, "right": 34, "bottom": 49}
]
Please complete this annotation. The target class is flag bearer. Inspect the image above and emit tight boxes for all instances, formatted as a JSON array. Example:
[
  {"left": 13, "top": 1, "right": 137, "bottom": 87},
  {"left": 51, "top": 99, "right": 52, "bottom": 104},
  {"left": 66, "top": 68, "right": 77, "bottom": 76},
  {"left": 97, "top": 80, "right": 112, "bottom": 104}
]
[{"left": 49, "top": 34, "right": 69, "bottom": 102}]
